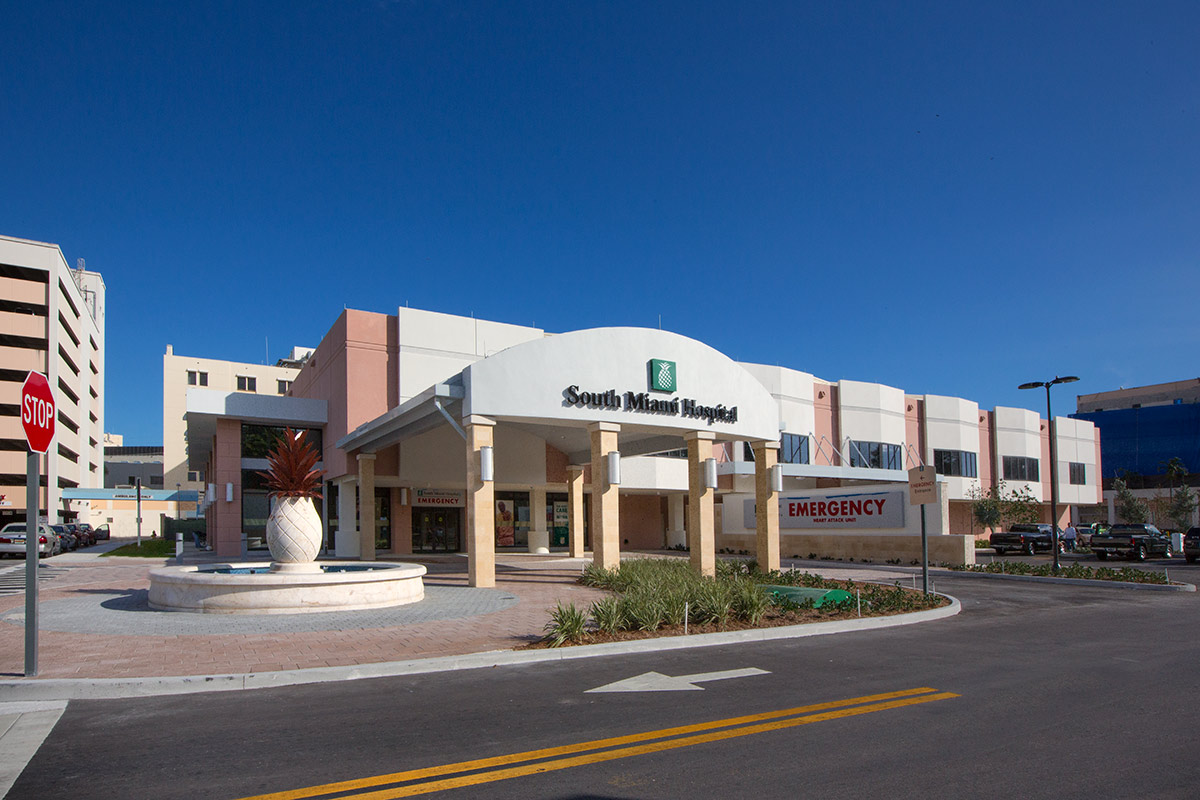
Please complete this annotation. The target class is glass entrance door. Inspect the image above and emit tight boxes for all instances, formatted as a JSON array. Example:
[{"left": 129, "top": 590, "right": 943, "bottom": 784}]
[
  {"left": 374, "top": 488, "right": 392, "bottom": 551},
  {"left": 412, "top": 508, "right": 461, "bottom": 552}
]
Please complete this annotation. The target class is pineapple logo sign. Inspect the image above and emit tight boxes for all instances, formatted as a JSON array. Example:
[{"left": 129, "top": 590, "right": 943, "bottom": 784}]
[{"left": 650, "top": 359, "right": 676, "bottom": 393}]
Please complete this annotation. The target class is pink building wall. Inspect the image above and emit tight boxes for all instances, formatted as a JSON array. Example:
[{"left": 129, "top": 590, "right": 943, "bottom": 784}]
[
  {"left": 210, "top": 418, "right": 242, "bottom": 557},
  {"left": 289, "top": 309, "right": 397, "bottom": 481},
  {"left": 905, "top": 395, "right": 923, "bottom": 466},
  {"left": 813, "top": 382, "right": 838, "bottom": 466}
]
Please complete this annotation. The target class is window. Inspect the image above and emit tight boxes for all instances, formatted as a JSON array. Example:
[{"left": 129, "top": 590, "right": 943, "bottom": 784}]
[
  {"left": 849, "top": 440, "right": 903, "bottom": 470},
  {"left": 1069, "top": 462, "right": 1086, "bottom": 485},
  {"left": 1002, "top": 455, "right": 1040, "bottom": 482},
  {"left": 781, "top": 433, "right": 809, "bottom": 465},
  {"left": 241, "top": 424, "right": 323, "bottom": 459},
  {"left": 187, "top": 470, "right": 204, "bottom": 483},
  {"left": 236, "top": 375, "right": 257, "bottom": 392},
  {"left": 277, "top": 379, "right": 291, "bottom": 395},
  {"left": 187, "top": 370, "right": 196, "bottom": 385},
  {"left": 187, "top": 370, "right": 208, "bottom": 386},
  {"left": 933, "top": 449, "right": 978, "bottom": 478}
]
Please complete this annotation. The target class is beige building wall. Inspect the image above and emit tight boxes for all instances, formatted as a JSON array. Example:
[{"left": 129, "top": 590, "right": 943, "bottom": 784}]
[
  {"left": 162, "top": 348, "right": 303, "bottom": 495},
  {"left": 0, "top": 235, "right": 105, "bottom": 524}
]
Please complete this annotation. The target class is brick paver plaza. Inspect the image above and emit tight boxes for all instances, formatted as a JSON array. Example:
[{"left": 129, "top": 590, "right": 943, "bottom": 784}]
[{"left": 0, "top": 554, "right": 611, "bottom": 680}]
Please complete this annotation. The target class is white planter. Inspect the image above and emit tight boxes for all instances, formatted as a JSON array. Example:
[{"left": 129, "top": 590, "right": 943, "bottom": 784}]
[{"left": 266, "top": 496, "right": 322, "bottom": 564}]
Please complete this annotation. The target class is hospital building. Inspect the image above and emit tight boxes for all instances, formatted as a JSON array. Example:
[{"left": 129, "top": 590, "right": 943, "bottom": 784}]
[{"left": 177, "top": 307, "right": 1103, "bottom": 585}]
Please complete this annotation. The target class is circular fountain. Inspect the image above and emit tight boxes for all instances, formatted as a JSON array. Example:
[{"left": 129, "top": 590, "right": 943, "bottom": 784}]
[
  {"left": 147, "top": 561, "right": 426, "bottom": 614},
  {"left": 147, "top": 431, "right": 426, "bottom": 614}
]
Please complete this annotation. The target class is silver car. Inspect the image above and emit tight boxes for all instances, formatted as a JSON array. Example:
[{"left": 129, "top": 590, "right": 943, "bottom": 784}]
[{"left": 0, "top": 522, "right": 60, "bottom": 557}]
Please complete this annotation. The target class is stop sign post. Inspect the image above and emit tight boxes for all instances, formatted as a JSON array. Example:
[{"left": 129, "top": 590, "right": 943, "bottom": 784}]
[{"left": 22, "top": 371, "right": 55, "bottom": 677}]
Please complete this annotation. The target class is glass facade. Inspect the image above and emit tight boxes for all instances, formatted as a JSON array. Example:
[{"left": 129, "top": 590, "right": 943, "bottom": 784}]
[
  {"left": 1002, "top": 455, "right": 1040, "bottom": 482},
  {"left": 849, "top": 440, "right": 903, "bottom": 470},
  {"left": 933, "top": 449, "right": 978, "bottom": 478},
  {"left": 242, "top": 424, "right": 323, "bottom": 459},
  {"left": 781, "top": 433, "right": 809, "bottom": 465}
]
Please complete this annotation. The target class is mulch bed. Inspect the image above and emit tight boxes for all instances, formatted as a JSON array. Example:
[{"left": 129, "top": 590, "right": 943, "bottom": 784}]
[{"left": 519, "top": 588, "right": 950, "bottom": 650}]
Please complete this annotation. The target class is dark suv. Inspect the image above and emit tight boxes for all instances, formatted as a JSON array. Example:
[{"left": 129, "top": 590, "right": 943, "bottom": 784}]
[{"left": 1185, "top": 527, "right": 1200, "bottom": 564}]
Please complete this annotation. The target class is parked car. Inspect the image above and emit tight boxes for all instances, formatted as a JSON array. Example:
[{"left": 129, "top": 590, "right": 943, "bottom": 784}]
[
  {"left": 51, "top": 524, "right": 77, "bottom": 551},
  {"left": 89, "top": 523, "right": 110, "bottom": 541},
  {"left": 1074, "top": 523, "right": 1106, "bottom": 548},
  {"left": 990, "top": 523, "right": 1059, "bottom": 556},
  {"left": 0, "top": 522, "right": 60, "bottom": 557},
  {"left": 1184, "top": 527, "right": 1200, "bottom": 564},
  {"left": 67, "top": 523, "right": 94, "bottom": 547},
  {"left": 1091, "top": 523, "right": 1172, "bottom": 561}
]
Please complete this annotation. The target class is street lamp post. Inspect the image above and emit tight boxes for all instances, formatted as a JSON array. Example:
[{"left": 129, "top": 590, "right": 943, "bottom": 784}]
[{"left": 1018, "top": 375, "right": 1080, "bottom": 572}]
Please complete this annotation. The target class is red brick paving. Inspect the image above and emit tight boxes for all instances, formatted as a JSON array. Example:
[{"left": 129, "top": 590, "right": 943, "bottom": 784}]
[{"left": 0, "top": 559, "right": 610, "bottom": 681}]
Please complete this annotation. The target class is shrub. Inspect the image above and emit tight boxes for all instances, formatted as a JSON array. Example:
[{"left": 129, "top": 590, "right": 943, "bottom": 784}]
[
  {"left": 543, "top": 602, "right": 588, "bottom": 647},
  {"left": 590, "top": 597, "right": 624, "bottom": 634}
]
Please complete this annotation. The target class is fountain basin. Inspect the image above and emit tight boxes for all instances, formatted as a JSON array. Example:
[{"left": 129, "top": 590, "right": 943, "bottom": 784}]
[{"left": 148, "top": 561, "right": 426, "bottom": 614}]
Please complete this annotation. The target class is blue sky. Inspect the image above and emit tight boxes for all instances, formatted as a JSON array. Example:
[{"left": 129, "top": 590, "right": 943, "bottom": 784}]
[{"left": 3, "top": 1, "right": 1197, "bottom": 445}]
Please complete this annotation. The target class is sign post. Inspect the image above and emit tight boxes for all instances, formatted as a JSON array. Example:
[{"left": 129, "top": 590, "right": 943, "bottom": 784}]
[
  {"left": 908, "top": 465, "right": 937, "bottom": 595},
  {"left": 21, "top": 371, "right": 56, "bottom": 677}
]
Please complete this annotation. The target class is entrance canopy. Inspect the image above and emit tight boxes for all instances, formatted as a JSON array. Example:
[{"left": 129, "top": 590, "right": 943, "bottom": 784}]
[{"left": 339, "top": 326, "right": 780, "bottom": 459}]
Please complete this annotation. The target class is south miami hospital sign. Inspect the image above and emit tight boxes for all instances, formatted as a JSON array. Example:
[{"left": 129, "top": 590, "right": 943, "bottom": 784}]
[{"left": 563, "top": 359, "right": 740, "bottom": 426}]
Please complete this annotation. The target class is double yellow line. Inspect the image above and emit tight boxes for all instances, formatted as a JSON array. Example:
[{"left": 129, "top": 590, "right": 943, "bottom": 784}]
[{"left": 236, "top": 686, "right": 957, "bottom": 800}]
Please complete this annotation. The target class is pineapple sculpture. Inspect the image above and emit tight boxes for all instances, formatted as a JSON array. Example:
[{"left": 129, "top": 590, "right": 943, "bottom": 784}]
[{"left": 258, "top": 429, "right": 325, "bottom": 569}]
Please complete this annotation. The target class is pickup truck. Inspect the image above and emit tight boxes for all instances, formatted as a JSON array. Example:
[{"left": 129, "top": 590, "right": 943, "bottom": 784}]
[
  {"left": 990, "top": 523, "right": 1059, "bottom": 556},
  {"left": 1090, "top": 523, "right": 1172, "bottom": 561}
]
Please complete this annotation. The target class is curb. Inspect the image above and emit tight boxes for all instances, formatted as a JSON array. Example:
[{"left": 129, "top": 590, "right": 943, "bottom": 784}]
[
  {"left": 780, "top": 559, "right": 1197, "bottom": 592},
  {"left": 932, "top": 571, "right": 1197, "bottom": 592},
  {"left": 0, "top": 596, "right": 960, "bottom": 701}
]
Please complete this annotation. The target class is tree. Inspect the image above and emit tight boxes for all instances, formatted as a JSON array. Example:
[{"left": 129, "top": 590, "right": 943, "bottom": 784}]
[
  {"left": 1165, "top": 484, "right": 1197, "bottom": 532},
  {"left": 969, "top": 481, "right": 1039, "bottom": 532},
  {"left": 968, "top": 484, "right": 1002, "bottom": 534},
  {"left": 1113, "top": 478, "right": 1149, "bottom": 524},
  {"left": 1001, "top": 483, "right": 1042, "bottom": 528}
]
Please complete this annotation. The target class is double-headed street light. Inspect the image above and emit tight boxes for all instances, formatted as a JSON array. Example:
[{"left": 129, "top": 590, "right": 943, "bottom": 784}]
[{"left": 1018, "top": 375, "right": 1080, "bottom": 572}]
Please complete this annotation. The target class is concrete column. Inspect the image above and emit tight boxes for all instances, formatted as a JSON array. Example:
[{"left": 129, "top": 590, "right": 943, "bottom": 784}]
[
  {"left": 529, "top": 485, "right": 549, "bottom": 553},
  {"left": 685, "top": 430, "right": 716, "bottom": 576},
  {"left": 666, "top": 493, "right": 686, "bottom": 549},
  {"left": 335, "top": 477, "right": 359, "bottom": 558},
  {"left": 465, "top": 416, "right": 496, "bottom": 588},
  {"left": 567, "top": 466, "right": 586, "bottom": 557},
  {"left": 589, "top": 422, "right": 621, "bottom": 570},
  {"left": 752, "top": 440, "right": 781, "bottom": 573},
  {"left": 357, "top": 453, "right": 377, "bottom": 561}
]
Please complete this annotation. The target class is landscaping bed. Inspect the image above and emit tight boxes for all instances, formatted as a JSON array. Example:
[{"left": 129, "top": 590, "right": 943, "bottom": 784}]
[
  {"left": 534, "top": 558, "right": 948, "bottom": 648},
  {"left": 948, "top": 561, "right": 1169, "bottom": 584},
  {"left": 100, "top": 538, "right": 177, "bottom": 558}
]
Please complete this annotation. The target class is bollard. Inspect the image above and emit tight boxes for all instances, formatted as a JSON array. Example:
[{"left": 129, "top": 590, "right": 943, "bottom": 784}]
[{"left": 175, "top": 532, "right": 183, "bottom": 561}]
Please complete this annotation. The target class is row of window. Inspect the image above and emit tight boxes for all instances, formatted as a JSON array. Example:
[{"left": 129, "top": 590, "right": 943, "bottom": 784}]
[
  {"left": 934, "top": 449, "right": 978, "bottom": 478},
  {"left": 1002, "top": 455, "right": 1039, "bottom": 482},
  {"left": 638, "top": 434, "right": 1089, "bottom": 486},
  {"left": 189, "top": 370, "right": 291, "bottom": 395},
  {"left": 848, "top": 440, "right": 904, "bottom": 470}
]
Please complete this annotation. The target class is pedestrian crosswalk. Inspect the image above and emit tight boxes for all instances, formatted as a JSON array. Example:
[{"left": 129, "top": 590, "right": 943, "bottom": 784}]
[{"left": 0, "top": 563, "right": 67, "bottom": 597}]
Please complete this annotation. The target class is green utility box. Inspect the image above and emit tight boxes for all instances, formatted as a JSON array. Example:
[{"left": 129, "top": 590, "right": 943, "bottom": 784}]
[{"left": 762, "top": 585, "right": 853, "bottom": 608}]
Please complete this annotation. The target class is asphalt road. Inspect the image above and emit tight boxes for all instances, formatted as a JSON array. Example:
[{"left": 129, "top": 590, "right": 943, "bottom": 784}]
[{"left": 9, "top": 576, "right": 1200, "bottom": 800}]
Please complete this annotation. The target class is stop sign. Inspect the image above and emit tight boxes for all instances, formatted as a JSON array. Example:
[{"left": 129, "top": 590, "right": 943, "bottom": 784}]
[{"left": 21, "top": 371, "right": 56, "bottom": 454}]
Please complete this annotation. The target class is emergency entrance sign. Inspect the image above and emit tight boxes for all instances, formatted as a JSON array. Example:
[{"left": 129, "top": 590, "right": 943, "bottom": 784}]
[{"left": 908, "top": 465, "right": 937, "bottom": 506}]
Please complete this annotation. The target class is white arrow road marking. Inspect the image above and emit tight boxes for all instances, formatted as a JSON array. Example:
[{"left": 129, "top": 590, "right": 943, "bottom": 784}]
[{"left": 586, "top": 667, "right": 770, "bottom": 693}]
